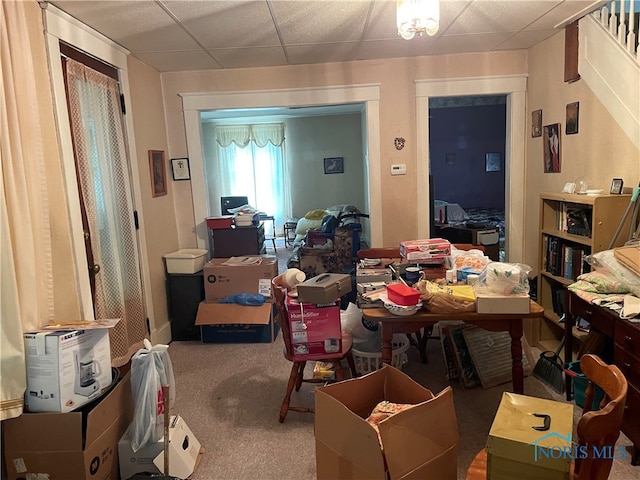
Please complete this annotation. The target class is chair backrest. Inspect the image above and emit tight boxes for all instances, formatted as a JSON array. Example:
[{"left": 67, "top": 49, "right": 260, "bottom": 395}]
[
  {"left": 574, "top": 354, "right": 628, "bottom": 480},
  {"left": 272, "top": 278, "right": 293, "bottom": 356}
]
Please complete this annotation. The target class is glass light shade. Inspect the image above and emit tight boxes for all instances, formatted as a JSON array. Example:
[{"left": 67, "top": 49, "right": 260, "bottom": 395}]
[{"left": 397, "top": 0, "right": 440, "bottom": 39}]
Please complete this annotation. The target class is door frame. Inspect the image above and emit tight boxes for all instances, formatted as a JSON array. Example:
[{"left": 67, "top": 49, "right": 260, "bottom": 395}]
[
  {"left": 415, "top": 75, "right": 528, "bottom": 262},
  {"left": 181, "top": 84, "right": 382, "bottom": 249},
  {"left": 42, "top": 4, "right": 155, "bottom": 327}
]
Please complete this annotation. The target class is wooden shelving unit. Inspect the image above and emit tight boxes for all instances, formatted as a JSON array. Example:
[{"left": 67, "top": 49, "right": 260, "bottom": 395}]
[{"left": 535, "top": 192, "right": 632, "bottom": 355}]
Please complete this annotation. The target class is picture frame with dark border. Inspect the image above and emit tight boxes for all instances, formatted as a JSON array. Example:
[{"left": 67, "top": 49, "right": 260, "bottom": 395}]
[
  {"left": 543, "top": 123, "right": 561, "bottom": 173},
  {"left": 532, "top": 109, "right": 542, "bottom": 137},
  {"left": 323, "top": 157, "right": 344, "bottom": 174},
  {"left": 149, "top": 150, "right": 167, "bottom": 197},
  {"left": 171, "top": 157, "right": 190, "bottom": 180},
  {"left": 566, "top": 102, "right": 579, "bottom": 134},
  {"left": 610, "top": 178, "right": 623, "bottom": 195},
  {"left": 485, "top": 152, "right": 501, "bottom": 172}
]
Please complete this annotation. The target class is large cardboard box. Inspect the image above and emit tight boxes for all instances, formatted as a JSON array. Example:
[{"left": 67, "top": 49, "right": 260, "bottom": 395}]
[
  {"left": 296, "top": 273, "right": 352, "bottom": 304},
  {"left": 195, "top": 301, "right": 279, "bottom": 343},
  {"left": 118, "top": 415, "right": 202, "bottom": 480},
  {"left": 3, "top": 370, "right": 133, "bottom": 480},
  {"left": 315, "top": 365, "right": 458, "bottom": 480},
  {"left": 203, "top": 255, "right": 278, "bottom": 302},
  {"left": 285, "top": 296, "right": 342, "bottom": 357},
  {"left": 476, "top": 294, "right": 531, "bottom": 314},
  {"left": 23, "top": 319, "right": 118, "bottom": 413},
  {"left": 486, "top": 392, "right": 573, "bottom": 480}
]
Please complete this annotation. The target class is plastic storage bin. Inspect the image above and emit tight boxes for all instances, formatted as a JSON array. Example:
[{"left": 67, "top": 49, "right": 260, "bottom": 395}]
[
  {"left": 565, "top": 360, "right": 605, "bottom": 410},
  {"left": 164, "top": 249, "right": 208, "bottom": 274},
  {"left": 352, "top": 334, "right": 410, "bottom": 376}
]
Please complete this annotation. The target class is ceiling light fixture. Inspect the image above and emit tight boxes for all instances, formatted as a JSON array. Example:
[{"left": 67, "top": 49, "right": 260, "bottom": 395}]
[{"left": 397, "top": 0, "right": 440, "bottom": 40}]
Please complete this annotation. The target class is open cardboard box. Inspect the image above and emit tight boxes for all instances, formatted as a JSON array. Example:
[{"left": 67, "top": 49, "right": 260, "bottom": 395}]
[
  {"left": 315, "top": 365, "right": 458, "bottom": 480},
  {"left": 3, "top": 370, "right": 133, "bottom": 480},
  {"left": 195, "top": 301, "right": 279, "bottom": 343}
]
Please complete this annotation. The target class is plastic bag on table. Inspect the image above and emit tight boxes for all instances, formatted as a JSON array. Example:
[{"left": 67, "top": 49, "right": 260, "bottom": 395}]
[
  {"left": 130, "top": 339, "right": 176, "bottom": 452},
  {"left": 417, "top": 280, "right": 476, "bottom": 313},
  {"left": 474, "top": 262, "right": 532, "bottom": 296}
]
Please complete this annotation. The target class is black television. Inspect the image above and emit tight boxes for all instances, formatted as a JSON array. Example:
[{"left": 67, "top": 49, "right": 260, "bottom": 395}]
[{"left": 221, "top": 196, "right": 249, "bottom": 215}]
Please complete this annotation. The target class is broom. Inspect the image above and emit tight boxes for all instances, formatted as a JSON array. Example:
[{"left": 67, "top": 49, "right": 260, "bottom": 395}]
[{"left": 532, "top": 337, "right": 565, "bottom": 394}]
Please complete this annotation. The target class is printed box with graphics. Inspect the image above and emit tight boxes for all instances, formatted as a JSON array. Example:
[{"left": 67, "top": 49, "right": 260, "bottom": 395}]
[
  {"left": 118, "top": 415, "right": 202, "bottom": 480},
  {"left": 400, "top": 238, "right": 451, "bottom": 262},
  {"left": 203, "top": 255, "right": 278, "bottom": 302},
  {"left": 285, "top": 296, "right": 341, "bottom": 357},
  {"left": 23, "top": 319, "right": 118, "bottom": 413}
]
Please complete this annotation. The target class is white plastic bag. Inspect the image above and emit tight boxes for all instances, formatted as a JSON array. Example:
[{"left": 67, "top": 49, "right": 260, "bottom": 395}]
[{"left": 130, "top": 339, "right": 176, "bottom": 452}]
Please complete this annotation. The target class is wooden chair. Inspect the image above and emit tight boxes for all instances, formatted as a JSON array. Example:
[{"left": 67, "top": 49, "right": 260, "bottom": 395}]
[
  {"left": 465, "top": 354, "right": 628, "bottom": 480},
  {"left": 272, "top": 277, "right": 357, "bottom": 423},
  {"left": 357, "top": 244, "right": 486, "bottom": 363}
]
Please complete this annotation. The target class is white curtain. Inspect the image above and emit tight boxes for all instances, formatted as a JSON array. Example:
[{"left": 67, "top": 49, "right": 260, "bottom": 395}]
[
  {"left": 1, "top": 1, "right": 55, "bottom": 420},
  {"left": 65, "top": 59, "right": 147, "bottom": 366},
  {"left": 207, "top": 124, "right": 286, "bottom": 233}
]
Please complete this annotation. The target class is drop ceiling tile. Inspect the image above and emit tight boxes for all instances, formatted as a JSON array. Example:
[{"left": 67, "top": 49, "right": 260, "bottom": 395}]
[
  {"left": 209, "top": 46, "right": 288, "bottom": 69},
  {"left": 285, "top": 42, "right": 361, "bottom": 65},
  {"left": 271, "top": 1, "right": 370, "bottom": 43},
  {"left": 133, "top": 50, "right": 221, "bottom": 72},
  {"left": 494, "top": 29, "right": 558, "bottom": 50},
  {"left": 163, "top": 0, "right": 281, "bottom": 48},
  {"left": 431, "top": 32, "right": 515, "bottom": 55},
  {"left": 357, "top": 37, "right": 438, "bottom": 60},
  {"left": 51, "top": 1, "right": 200, "bottom": 51}
]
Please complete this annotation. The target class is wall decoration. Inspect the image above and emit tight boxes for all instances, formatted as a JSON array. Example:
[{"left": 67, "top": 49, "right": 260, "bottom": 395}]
[
  {"left": 610, "top": 178, "right": 624, "bottom": 194},
  {"left": 171, "top": 157, "right": 190, "bottom": 180},
  {"left": 394, "top": 137, "right": 405, "bottom": 150},
  {"left": 323, "top": 157, "right": 344, "bottom": 174},
  {"left": 532, "top": 109, "right": 542, "bottom": 137},
  {"left": 543, "top": 123, "right": 561, "bottom": 173},
  {"left": 566, "top": 102, "right": 579, "bottom": 134},
  {"left": 149, "top": 150, "right": 167, "bottom": 197},
  {"left": 485, "top": 152, "right": 501, "bottom": 172}
]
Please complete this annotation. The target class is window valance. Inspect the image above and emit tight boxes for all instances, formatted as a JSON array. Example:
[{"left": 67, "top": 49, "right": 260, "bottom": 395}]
[{"left": 213, "top": 123, "right": 285, "bottom": 148}]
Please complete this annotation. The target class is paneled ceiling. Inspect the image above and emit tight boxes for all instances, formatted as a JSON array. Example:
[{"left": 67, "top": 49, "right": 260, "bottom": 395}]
[{"left": 48, "top": 0, "right": 606, "bottom": 73}]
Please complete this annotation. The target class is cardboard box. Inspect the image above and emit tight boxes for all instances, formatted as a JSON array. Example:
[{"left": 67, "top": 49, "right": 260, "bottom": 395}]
[
  {"left": 296, "top": 273, "right": 352, "bottom": 304},
  {"left": 164, "top": 248, "right": 208, "bottom": 274},
  {"left": 356, "top": 267, "right": 393, "bottom": 283},
  {"left": 400, "top": 238, "right": 451, "bottom": 262},
  {"left": 486, "top": 392, "right": 573, "bottom": 480},
  {"left": 195, "top": 301, "right": 279, "bottom": 343},
  {"left": 357, "top": 281, "right": 387, "bottom": 294},
  {"left": 286, "top": 296, "right": 342, "bottom": 356},
  {"left": 386, "top": 283, "right": 421, "bottom": 306},
  {"left": 476, "top": 294, "right": 531, "bottom": 314},
  {"left": 23, "top": 319, "right": 118, "bottom": 413},
  {"left": 315, "top": 365, "right": 458, "bottom": 480},
  {"left": 118, "top": 415, "right": 202, "bottom": 480},
  {"left": 3, "top": 370, "right": 133, "bottom": 480},
  {"left": 203, "top": 255, "right": 278, "bottom": 302}
]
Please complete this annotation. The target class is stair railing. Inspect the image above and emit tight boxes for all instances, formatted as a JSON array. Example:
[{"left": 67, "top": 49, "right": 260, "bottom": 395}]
[{"left": 593, "top": 0, "right": 639, "bottom": 62}]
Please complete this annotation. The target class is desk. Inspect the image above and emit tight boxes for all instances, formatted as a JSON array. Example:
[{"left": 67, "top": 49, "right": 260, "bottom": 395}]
[{"left": 362, "top": 300, "right": 544, "bottom": 394}]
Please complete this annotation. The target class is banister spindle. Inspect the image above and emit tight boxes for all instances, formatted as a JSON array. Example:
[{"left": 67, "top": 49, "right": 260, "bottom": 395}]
[
  {"left": 627, "top": 0, "right": 637, "bottom": 55},
  {"left": 610, "top": 0, "right": 617, "bottom": 35},
  {"left": 618, "top": 0, "right": 627, "bottom": 44}
]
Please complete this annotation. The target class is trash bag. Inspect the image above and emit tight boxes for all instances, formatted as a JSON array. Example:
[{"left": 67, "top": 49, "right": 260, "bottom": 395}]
[
  {"left": 130, "top": 339, "right": 176, "bottom": 452},
  {"left": 218, "top": 293, "right": 265, "bottom": 306}
]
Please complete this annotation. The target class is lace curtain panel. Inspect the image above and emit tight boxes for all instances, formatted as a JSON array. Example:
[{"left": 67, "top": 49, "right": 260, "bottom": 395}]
[
  {"left": 65, "top": 58, "right": 147, "bottom": 366},
  {"left": 214, "top": 123, "right": 285, "bottom": 148}
]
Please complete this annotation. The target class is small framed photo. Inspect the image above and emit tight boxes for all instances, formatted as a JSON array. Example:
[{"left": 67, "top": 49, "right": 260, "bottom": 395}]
[
  {"left": 566, "top": 102, "right": 579, "bottom": 135},
  {"left": 543, "top": 123, "right": 561, "bottom": 173},
  {"left": 171, "top": 157, "right": 190, "bottom": 180},
  {"left": 610, "top": 178, "right": 624, "bottom": 195},
  {"left": 148, "top": 150, "right": 167, "bottom": 197},
  {"left": 485, "top": 152, "right": 501, "bottom": 172},
  {"left": 324, "top": 157, "right": 344, "bottom": 174},
  {"left": 532, "top": 109, "right": 542, "bottom": 137}
]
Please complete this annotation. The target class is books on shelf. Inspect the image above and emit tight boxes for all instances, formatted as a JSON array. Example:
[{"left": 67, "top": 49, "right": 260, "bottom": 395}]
[
  {"left": 557, "top": 203, "right": 592, "bottom": 237},
  {"left": 543, "top": 234, "right": 590, "bottom": 279}
]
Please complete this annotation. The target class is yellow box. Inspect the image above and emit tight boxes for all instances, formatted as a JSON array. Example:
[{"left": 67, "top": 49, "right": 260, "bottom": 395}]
[{"left": 313, "top": 361, "right": 336, "bottom": 380}]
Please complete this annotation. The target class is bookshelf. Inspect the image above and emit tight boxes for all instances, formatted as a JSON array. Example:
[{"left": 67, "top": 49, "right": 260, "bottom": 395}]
[{"left": 536, "top": 192, "right": 632, "bottom": 355}]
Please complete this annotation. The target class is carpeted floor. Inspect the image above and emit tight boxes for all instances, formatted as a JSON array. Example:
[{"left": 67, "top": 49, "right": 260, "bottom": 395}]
[
  {"left": 167, "top": 237, "right": 638, "bottom": 479},
  {"left": 168, "top": 334, "right": 637, "bottom": 480}
]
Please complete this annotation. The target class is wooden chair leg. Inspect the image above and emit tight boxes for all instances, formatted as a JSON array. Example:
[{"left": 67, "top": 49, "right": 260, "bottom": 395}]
[
  {"left": 334, "top": 360, "right": 345, "bottom": 381},
  {"left": 346, "top": 351, "right": 357, "bottom": 378},
  {"left": 295, "top": 361, "right": 306, "bottom": 391},
  {"left": 280, "top": 362, "right": 301, "bottom": 423}
]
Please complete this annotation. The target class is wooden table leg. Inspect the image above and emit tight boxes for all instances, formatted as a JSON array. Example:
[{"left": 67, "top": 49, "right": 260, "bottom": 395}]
[
  {"left": 510, "top": 319, "right": 524, "bottom": 394},
  {"left": 381, "top": 324, "right": 394, "bottom": 365}
]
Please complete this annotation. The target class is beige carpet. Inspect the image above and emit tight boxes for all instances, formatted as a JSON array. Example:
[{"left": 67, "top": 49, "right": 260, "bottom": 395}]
[{"left": 168, "top": 333, "right": 638, "bottom": 480}]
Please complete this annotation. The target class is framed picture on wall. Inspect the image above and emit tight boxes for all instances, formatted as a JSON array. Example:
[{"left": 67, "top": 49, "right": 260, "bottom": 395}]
[
  {"left": 149, "top": 150, "right": 167, "bottom": 197},
  {"left": 543, "top": 123, "right": 561, "bottom": 173},
  {"left": 485, "top": 153, "right": 501, "bottom": 172},
  {"left": 532, "top": 109, "right": 542, "bottom": 137},
  {"left": 566, "top": 102, "right": 579, "bottom": 134},
  {"left": 171, "top": 157, "right": 190, "bottom": 180},
  {"left": 324, "top": 157, "right": 344, "bottom": 174}
]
